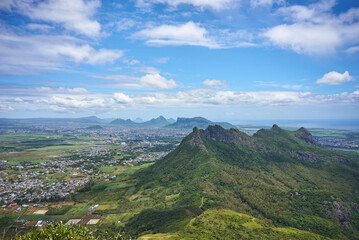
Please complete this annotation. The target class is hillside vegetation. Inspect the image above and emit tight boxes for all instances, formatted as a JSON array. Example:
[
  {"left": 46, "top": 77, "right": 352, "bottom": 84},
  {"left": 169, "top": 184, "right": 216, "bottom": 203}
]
[{"left": 125, "top": 125, "right": 359, "bottom": 239}]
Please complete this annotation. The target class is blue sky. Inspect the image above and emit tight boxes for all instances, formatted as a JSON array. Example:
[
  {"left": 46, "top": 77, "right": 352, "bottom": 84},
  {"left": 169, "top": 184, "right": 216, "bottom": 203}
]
[{"left": 0, "top": 0, "right": 359, "bottom": 123}]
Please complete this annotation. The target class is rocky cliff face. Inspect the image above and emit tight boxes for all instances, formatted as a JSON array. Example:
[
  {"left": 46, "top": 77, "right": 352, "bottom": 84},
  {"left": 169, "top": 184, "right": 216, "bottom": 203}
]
[
  {"left": 187, "top": 127, "right": 207, "bottom": 151},
  {"left": 200, "top": 125, "right": 254, "bottom": 147},
  {"left": 294, "top": 127, "right": 316, "bottom": 144}
]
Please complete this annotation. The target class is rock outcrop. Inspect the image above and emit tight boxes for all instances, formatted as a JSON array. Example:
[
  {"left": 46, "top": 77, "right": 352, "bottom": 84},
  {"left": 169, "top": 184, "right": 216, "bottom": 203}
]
[{"left": 295, "top": 127, "right": 316, "bottom": 144}]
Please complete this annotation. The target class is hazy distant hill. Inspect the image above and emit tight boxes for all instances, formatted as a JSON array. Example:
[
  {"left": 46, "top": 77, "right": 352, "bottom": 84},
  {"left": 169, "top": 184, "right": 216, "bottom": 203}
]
[
  {"left": 110, "top": 116, "right": 172, "bottom": 127},
  {"left": 166, "top": 117, "right": 236, "bottom": 129},
  {"left": 133, "top": 117, "right": 144, "bottom": 123},
  {"left": 125, "top": 125, "right": 359, "bottom": 239},
  {"left": 141, "top": 116, "right": 171, "bottom": 127},
  {"left": 110, "top": 118, "right": 137, "bottom": 126},
  {"left": 85, "top": 125, "right": 103, "bottom": 130}
]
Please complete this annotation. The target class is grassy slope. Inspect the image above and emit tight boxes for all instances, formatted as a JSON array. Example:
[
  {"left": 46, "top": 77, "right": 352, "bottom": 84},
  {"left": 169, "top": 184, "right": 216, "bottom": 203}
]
[{"left": 139, "top": 209, "right": 330, "bottom": 240}]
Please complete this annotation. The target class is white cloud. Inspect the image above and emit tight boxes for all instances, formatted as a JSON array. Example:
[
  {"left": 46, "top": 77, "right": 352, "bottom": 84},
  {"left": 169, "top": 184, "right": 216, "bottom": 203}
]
[
  {"left": 86, "top": 48, "right": 123, "bottom": 65},
  {"left": 14, "top": 97, "right": 24, "bottom": 103},
  {"left": 203, "top": 79, "right": 224, "bottom": 87},
  {"left": 0, "top": 0, "right": 13, "bottom": 10},
  {"left": 92, "top": 71, "right": 177, "bottom": 90},
  {"left": 250, "top": 0, "right": 283, "bottom": 7},
  {"left": 256, "top": 81, "right": 304, "bottom": 90},
  {"left": 0, "top": 31, "right": 123, "bottom": 74},
  {"left": 263, "top": 1, "right": 359, "bottom": 54},
  {"left": 116, "top": 18, "right": 137, "bottom": 31},
  {"left": 12, "top": 0, "right": 101, "bottom": 37},
  {"left": 62, "top": 88, "right": 88, "bottom": 94},
  {"left": 264, "top": 23, "right": 341, "bottom": 54},
  {"left": 138, "top": 66, "right": 161, "bottom": 74},
  {"left": 122, "top": 59, "right": 140, "bottom": 65},
  {"left": 3, "top": 88, "right": 359, "bottom": 114},
  {"left": 346, "top": 46, "right": 359, "bottom": 54},
  {"left": 41, "top": 95, "right": 106, "bottom": 109},
  {"left": 132, "top": 21, "right": 221, "bottom": 49},
  {"left": 316, "top": 71, "right": 354, "bottom": 85},
  {"left": 153, "top": 57, "right": 170, "bottom": 64},
  {"left": 140, "top": 73, "right": 177, "bottom": 89},
  {"left": 113, "top": 93, "right": 133, "bottom": 104},
  {"left": 136, "top": 0, "right": 240, "bottom": 10},
  {"left": 35, "top": 87, "right": 88, "bottom": 94},
  {"left": 26, "top": 23, "right": 54, "bottom": 32},
  {"left": 0, "top": 104, "right": 14, "bottom": 112}
]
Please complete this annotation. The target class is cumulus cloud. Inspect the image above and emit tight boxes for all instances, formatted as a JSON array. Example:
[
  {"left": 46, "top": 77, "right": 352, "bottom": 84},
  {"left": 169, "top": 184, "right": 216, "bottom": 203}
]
[
  {"left": 35, "top": 87, "right": 89, "bottom": 94},
  {"left": 264, "top": 23, "right": 341, "bottom": 54},
  {"left": 40, "top": 95, "right": 106, "bottom": 110},
  {"left": 136, "top": 0, "right": 240, "bottom": 10},
  {"left": 14, "top": 97, "right": 24, "bottom": 103},
  {"left": 0, "top": 31, "right": 123, "bottom": 74},
  {"left": 316, "top": 71, "right": 354, "bottom": 85},
  {"left": 113, "top": 93, "right": 133, "bottom": 104},
  {"left": 203, "top": 79, "right": 224, "bottom": 87},
  {"left": 11, "top": 0, "right": 101, "bottom": 37},
  {"left": 132, "top": 21, "right": 221, "bottom": 49},
  {"left": 140, "top": 73, "right": 177, "bottom": 89},
  {"left": 263, "top": 0, "right": 359, "bottom": 54},
  {"left": 92, "top": 71, "right": 177, "bottom": 90},
  {"left": 86, "top": 48, "right": 123, "bottom": 64},
  {"left": 2, "top": 88, "right": 359, "bottom": 113}
]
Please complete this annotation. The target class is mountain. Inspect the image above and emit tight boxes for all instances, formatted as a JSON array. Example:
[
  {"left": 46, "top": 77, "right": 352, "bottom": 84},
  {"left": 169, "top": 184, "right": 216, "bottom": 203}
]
[
  {"left": 167, "top": 118, "right": 176, "bottom": 124},
  {"left": 141, "top": 116, "right": 171, "bottom": 127},
  {"left": 166, "top": 117, "right": 236, "bottom": 129},
  {"left": 110, "top": 116, "right": 171, "bottom": 127},
  {"left": 125, "top": 125, "right": 359, "bottom": 239},
  {"left": 85, "top": 125, "right": 103, "bottom": 130},
  {"left": 110, "top": 118, "right": 137, "bottom": 126},
  {"left": 133, "top": 117, "right": 144, "bottom": 123}
]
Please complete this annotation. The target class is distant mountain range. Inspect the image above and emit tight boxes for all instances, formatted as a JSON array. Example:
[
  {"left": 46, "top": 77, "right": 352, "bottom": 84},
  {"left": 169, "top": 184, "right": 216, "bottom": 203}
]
[
  {"left": 166, "top": 116, "right": 236, "bottom": 129},
  {"left": 110, "top": 116, "right": 172, "bottom": 127},
  {"left": 110, "top": 116, "right": 235, "bottom": 129}
]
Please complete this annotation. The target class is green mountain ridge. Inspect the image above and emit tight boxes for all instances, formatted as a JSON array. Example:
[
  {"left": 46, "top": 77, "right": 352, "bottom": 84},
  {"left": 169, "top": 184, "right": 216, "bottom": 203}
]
[
  {"left": 125, "top": 125, "right": 359, "bottom": 239},
  {"left": 138, "top": 209, "right": 330, "bottom": 240}
]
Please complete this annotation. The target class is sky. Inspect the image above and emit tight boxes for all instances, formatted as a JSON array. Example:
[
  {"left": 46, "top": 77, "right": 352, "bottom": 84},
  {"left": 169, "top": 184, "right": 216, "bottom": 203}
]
[{"left": 0, "top": 0, "right": 359, "bottom": 123}]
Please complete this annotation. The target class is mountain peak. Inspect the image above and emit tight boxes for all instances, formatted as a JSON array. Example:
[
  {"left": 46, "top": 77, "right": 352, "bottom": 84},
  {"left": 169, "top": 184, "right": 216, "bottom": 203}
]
[
  {"left": 295, "top": 127, "right": 316, "bottom": 144},
  {"left": 272, "top": 124, "right": 280, "bottom": 129},
  {"left": 186, "top": 126, "right": 206, "bottom": 151},
  {"left": 200, "top": 125, "right": 253, "bottom": 146},
  {"left": 157, "top": 115, "right": 166, "bottom": 120}
]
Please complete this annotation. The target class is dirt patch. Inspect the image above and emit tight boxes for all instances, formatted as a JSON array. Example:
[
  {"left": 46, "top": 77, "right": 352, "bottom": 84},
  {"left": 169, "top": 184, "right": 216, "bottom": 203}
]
[
  {"left": 79, "top": 214, "right": 93, "bottom": 225},
  {"left": 33, "top": 209, "right": 48, "bottom": 215},
  {"left": 87, "top": 219, "right": 100, "bottom": 225},
  {"left": 50, "top": 202, "right": 74, "bottom": 208},
  {"left": 24, "top": 207, "right": 38, "bottom": 215},
  {"left": 115, "top": 168, "right": 127, "bottom": 173},
  {"left": 25, "top": 221, "right": 37, "bottom": 227}
]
